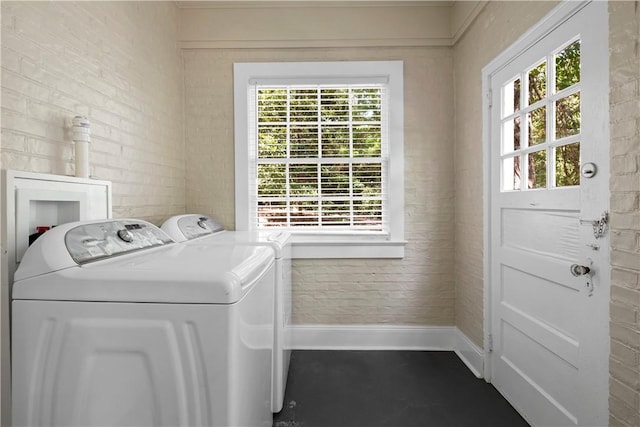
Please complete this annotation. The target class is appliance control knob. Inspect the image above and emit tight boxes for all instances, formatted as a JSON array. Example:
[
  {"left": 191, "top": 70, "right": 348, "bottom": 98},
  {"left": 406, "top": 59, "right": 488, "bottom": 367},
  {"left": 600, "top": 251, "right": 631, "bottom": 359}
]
[{"left": 117, "top": 229, "right": 134, "bottom": 243}]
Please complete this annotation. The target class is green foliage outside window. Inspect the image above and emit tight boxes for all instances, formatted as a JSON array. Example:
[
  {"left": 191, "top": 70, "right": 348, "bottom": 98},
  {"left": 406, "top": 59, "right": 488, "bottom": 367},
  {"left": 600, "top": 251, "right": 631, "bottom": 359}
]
[
  {"left": 521, "top": 40, "right": 581, "bottom": 189},
  {"left": 257, "top": 86, "right": 384, "bottom": 228}
]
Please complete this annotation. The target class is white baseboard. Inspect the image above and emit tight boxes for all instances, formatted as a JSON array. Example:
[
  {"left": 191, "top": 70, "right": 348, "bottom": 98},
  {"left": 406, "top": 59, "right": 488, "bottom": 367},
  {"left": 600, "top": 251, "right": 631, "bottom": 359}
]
[
  {"left": 288, "top": 324, "right": 484, "bottom": 378},
  {"left": 289, "top": 324, "right": 457, "bottom": 350},
  {"left": 454, "top": 329, "right": 484, "bottom": 378}
]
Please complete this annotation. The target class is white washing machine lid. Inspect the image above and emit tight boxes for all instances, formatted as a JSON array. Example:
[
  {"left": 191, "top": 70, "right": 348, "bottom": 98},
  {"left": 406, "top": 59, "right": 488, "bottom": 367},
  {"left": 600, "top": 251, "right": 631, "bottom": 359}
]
[
  {"left": 161, "top": 214, "right": 291, "bottom": 258},
  {"left": 13, "top": 219, "right": 274, "bottom": 304}
]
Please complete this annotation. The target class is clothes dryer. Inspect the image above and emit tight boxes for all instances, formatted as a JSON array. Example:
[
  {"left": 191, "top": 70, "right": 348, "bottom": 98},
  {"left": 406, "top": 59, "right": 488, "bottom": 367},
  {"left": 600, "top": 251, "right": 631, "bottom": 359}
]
[
  {"left": 161, "top": 214, "right": 292, "bottom": 412},
  {"left": 12, "top": 219, "right": 275, "bottom": 427}
]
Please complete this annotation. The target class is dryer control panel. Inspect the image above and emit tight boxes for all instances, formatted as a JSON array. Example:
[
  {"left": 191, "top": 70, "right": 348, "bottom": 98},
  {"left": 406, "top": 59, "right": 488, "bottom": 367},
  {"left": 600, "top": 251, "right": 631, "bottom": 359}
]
[
  {"left": 177, "top": 215, "right": 225, "bottom": 240},
  {"left": 65, "top": 220, "right": 174, "bottom": 264}
]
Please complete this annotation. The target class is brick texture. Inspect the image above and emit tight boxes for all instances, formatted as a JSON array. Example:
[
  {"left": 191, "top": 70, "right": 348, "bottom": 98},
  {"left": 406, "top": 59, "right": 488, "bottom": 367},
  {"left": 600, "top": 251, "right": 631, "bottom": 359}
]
[
  {"left": 183, "top": 47, "right": 456, "bottom": 325},
  {"left": 609, "top": 2, "right": 640, "bottom": 426},
  {"left": 1, "top": 1, "right": 185, "bottom": 225},
  {"left": 452, "top": 0, "right": 558, "bottom": 346}
]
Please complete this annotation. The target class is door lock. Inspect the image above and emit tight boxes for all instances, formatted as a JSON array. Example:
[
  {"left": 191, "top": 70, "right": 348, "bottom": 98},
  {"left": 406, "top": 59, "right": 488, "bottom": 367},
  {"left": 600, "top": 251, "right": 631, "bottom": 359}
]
[
  {"left": 580, "top": 162, "right": 597, "bottom": 178},
  {"left": 570, "top": 260, "right": 594, "bottom": 296},
  {"left": 570, "top": 264, "right": 591, "bottom": 276}
]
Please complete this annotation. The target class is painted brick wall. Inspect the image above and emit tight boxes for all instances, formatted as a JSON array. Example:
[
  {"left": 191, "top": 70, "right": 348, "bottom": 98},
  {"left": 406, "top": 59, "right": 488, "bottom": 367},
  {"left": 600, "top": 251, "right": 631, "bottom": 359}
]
[
  {"left": 452, "top": 1, "right": 558, "bottom": 346},
  {"left": 1, "top": 1, "right": 185, "bottom": 225},
  {"left": 608, "top": 2, "right": 640, "bottom": 426},
  {"left": 184, "top": 47, "right": 455, "bottom": 325}
]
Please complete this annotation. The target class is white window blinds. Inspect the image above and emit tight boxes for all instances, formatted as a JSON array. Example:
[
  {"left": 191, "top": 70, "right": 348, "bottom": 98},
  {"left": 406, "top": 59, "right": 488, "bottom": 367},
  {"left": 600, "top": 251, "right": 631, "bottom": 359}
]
[{"left": 248, "top": 84, "right": 389, "bottom": 232}]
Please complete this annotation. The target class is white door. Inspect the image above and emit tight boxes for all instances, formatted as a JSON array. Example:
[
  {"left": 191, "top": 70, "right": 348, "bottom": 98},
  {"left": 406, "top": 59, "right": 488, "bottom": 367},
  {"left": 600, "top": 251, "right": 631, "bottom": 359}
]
[{"left": 487, "top": 2, "right": 610, "bottom": 426}]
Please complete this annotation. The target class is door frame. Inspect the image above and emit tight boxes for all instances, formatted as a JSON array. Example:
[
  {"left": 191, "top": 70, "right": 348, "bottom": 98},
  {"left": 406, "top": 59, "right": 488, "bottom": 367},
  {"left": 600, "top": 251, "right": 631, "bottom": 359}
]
[{"left": 482, "top": 0, "right": 606, "bottom": 384}]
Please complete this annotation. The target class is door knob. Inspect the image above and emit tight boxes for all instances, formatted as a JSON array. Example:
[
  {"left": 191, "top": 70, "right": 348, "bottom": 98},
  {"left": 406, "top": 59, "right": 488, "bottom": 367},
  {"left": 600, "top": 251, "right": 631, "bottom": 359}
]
[
  {"left": 570, "top": 264, "right": 591, "bottom": 277},
  {"left": 571, "top": 260, "right": 595, "bottom": 296}
]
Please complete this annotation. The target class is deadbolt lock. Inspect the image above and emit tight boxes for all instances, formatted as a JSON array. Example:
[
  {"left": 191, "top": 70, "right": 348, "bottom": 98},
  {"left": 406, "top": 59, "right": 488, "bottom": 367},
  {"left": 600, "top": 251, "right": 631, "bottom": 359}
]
[{"left": 580, "top": 162, "right": 597, "bottom": 178}]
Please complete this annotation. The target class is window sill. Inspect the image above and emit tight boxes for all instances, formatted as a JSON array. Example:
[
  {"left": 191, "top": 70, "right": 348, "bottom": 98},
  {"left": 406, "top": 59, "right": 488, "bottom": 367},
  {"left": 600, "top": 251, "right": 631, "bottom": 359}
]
[{"left": 290, "top": 234, "right": 406, "bottom": 259}]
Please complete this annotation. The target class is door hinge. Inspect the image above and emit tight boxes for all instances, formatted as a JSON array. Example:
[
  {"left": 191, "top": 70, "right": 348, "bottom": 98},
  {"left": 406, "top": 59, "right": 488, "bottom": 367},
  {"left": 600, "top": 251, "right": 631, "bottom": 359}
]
[
  {"left": 488, "top": 334, "right": 494, "bottom": 353},
  {"left": 486, "top": 89, "right": 493, "bottom": 108}
]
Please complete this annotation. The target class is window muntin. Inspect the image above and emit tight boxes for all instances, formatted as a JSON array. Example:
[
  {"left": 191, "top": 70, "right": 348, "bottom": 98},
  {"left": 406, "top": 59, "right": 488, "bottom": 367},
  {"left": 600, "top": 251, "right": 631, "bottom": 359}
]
[
  {"left": 500, "top": 38, "right": 581, "bottom": 191},
  {"left": 256, "top": 85, "right": 387, "bottom": 231}
]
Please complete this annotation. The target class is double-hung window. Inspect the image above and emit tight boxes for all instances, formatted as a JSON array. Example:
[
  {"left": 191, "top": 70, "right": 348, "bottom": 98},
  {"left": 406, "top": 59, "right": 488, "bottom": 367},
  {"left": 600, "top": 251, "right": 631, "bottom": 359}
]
[{"left": 234, "top": 61, "right": 405, "bottom": 258}]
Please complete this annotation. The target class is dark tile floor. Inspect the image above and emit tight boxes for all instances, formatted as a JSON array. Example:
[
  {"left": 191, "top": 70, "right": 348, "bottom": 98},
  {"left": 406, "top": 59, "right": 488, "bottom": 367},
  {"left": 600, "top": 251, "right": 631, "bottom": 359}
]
[{"left": 273, "top": 350, "right": 528, "bottom": 427}]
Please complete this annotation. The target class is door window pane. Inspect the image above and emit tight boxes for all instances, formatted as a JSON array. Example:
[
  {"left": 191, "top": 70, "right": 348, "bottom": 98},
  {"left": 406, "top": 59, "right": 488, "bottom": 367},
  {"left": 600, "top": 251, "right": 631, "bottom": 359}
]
[
  {"left": 555, "top": 142, "right": 580, "bottom": 187},
  {"left": 503, "top": 117, "right": 521, "bottom": 153},
  {"left": 555, "top": 40, "right": 581, "bottom": 92},
  {"left": 527, "top": 106, "right": 546, "bottom": 146},
  {"left": 528, "top": 62, "right": 547, "bottom": 105},
  {"left": 555, "top": 92, "right": 581, "bottom": 139},
  {"left": 503, "top": 155, "right": 522, "bottom": 191},
  {"left": 528, "top": 150, "right": 547, "bottom": 189},
  {"left": 502, "top": 78, "right": 521, "bottom": 117}
]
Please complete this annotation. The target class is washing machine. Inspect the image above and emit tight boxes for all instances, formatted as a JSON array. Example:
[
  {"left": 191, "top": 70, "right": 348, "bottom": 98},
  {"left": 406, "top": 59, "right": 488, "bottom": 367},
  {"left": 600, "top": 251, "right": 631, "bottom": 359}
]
[
  {"left": 161, "top": 214, "right": 292, "bottom": 413},
  {"left": 11, "top": 219, "right": 275, "bottom": 427}
]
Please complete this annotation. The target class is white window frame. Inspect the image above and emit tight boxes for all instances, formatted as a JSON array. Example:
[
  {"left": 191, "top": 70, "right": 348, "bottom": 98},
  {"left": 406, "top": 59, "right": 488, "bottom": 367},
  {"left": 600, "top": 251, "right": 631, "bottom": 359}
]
[{"left": 234, "top": 61, "right": 405, "bottom": 259}]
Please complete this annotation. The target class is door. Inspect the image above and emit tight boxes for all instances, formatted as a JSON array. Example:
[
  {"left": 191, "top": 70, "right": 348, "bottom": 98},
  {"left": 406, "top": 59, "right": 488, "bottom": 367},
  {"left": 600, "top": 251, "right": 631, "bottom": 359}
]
[{"left": 487, "top": 2, "right": 610, "bottom": 426}]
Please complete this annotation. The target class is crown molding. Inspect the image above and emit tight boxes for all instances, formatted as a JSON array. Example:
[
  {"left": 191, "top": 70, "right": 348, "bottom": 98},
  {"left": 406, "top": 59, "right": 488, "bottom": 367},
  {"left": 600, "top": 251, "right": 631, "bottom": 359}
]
[
  {"left": 176, "top": 1, "right": 453, "bottom": 9},
  {"left": 451, "top": 1, "right": 487, "bottom": 44},
  {"left": 180, "top": 37, "right": 452, "bottom": 49},
  {"left": 178, "top": 0, "right": 485, "bottom": 47}
]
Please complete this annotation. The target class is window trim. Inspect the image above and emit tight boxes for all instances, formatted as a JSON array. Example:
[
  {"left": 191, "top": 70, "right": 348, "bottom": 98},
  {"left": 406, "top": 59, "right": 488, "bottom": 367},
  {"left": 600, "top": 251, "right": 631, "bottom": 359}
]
[{"left": 234, "top": 61, "right": 405, "bottom": 258}]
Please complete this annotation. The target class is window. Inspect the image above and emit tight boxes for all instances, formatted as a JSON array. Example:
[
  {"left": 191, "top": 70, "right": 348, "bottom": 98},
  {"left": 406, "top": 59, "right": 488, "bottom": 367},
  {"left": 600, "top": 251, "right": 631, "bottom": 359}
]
[
  {"left": 234, "top": 61, "right": 405, "bottom": 258},
  {"left": 257, "top": 85, "right": 385, "bottom": 230},
  {"left": 501, "top": 39, "right": 581, "bottom": 191}
]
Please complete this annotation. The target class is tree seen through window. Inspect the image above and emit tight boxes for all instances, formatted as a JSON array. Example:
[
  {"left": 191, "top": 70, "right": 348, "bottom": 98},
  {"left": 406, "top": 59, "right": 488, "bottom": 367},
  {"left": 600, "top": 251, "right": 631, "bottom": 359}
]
[
  {"left": 508, "top": 40, "right": 581, "bottom": 190},
  {"left": 257, "top": 86, "right": 385, "bottom": 229}
]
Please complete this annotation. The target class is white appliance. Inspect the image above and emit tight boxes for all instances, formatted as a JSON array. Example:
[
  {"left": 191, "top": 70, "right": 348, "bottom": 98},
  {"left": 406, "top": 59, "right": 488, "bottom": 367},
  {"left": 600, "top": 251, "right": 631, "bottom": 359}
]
[
  {"left": 161, "top": 214, "right": 292, "bottom": 413},
  {"left": 2, "top": 169, "right": 112, "bottom": 427},
  {"left": 12, "top": 219, "right": 275, "bottom": 427}
]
